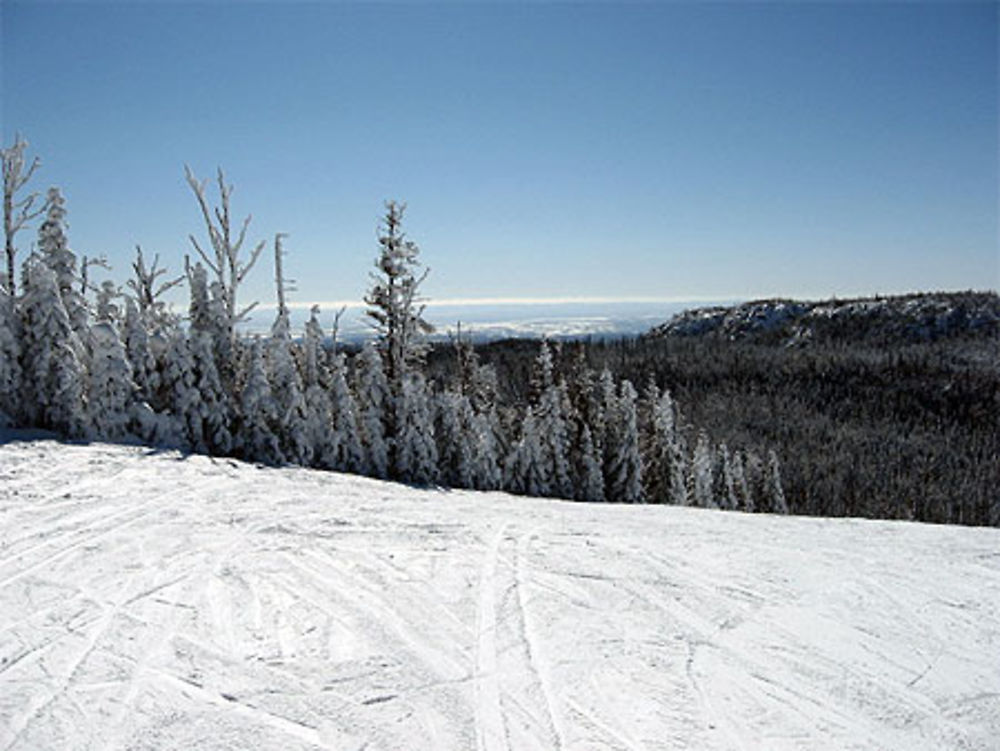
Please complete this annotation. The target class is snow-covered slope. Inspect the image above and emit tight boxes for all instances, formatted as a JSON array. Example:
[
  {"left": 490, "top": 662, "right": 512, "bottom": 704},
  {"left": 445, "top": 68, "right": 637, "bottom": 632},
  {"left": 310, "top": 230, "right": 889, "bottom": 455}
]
[{"left": 1, "top": 436, "right": 998, "bottom": 750}]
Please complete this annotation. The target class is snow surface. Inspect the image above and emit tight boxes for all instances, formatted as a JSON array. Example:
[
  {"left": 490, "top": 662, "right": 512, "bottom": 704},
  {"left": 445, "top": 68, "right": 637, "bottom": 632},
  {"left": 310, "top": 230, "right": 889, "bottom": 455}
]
[{"left": 1, "top": 435, "right": 999, "bottom": 750}]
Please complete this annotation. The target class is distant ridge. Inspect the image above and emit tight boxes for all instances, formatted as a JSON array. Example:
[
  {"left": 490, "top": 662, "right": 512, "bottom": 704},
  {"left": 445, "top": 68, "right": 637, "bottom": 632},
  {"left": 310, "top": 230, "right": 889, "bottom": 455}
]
[{"left": 646, "top": 291, "right": 1000, "bottom": 346}]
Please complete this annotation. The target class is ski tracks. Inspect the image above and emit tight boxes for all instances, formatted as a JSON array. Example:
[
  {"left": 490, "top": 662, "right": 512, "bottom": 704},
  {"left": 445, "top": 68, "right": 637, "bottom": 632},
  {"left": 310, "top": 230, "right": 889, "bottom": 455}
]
[{"left": 474, "top": 525, "right": 565, "bottom": 751}]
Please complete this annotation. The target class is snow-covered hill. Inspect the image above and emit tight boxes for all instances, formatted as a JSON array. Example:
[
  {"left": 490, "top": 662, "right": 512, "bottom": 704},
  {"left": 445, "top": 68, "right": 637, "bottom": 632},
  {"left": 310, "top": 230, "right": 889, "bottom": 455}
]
[
  {"left": 646, "top": 291, "right": 1000, "bottom": 345},
  {"left": 1, "top": 435, "right": 998, "bottom": 750}
]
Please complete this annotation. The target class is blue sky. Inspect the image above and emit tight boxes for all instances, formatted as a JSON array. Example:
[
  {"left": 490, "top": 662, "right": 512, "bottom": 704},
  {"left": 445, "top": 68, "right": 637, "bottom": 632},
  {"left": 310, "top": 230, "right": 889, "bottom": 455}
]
[{"left": 2, "top": 1, "right": 996, "bottom": 311}]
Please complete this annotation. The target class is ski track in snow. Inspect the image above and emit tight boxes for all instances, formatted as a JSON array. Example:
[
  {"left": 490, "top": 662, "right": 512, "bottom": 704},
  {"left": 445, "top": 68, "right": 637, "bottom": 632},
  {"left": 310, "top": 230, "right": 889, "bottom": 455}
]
[{"left": 1, "top": 435, "right": 999, "bottom": 750}]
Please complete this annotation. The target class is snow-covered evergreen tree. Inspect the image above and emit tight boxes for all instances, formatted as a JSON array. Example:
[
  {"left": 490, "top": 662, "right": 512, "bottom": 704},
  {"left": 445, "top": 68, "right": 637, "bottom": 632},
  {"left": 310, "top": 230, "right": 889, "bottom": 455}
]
[
  {"left": 123, "top": 297, "right": 157, "bottom": 404},
  {"left": 87, "top": 321, "right": 137, "bottom": 439},
  {"left": 268, "top": 306, "right": 309, "bottom": 465},
  {"left": 691, "top": 432, "right": 716, "bottom": 508},
  {"left": 327, "top": 352, "right": 365, "bottom": 473},
  {"left": 364, "top": 201, "right": 434, "bottom": 396},
  {"left": 574, "top": 423, "right": 605, "bottom": 502},
  {"left": 189, "top": 330, "right": 233, "bottom": 455},
  {"left": 605, "top": 380, "right": 643, "bottom": 503},
  {"left": 394, "top": 372, "right": 438, "bottom": 485},
  {"left": 354, "top": 341, "right": 390, "bottom": 479},
  {"left": 161, "top": 331, "right": 203, "bottom": 451},
  {"left": 469, "top": 408, "right": 503, "bottom": 491},
  {"left": 505, "top": 410, "right": 551, "bottom": 497},
  {"left": 0, "top": 279, "right": 21, "bottom": 424},
  {"left": 19, "top": 261, "right": 87, "bottom": 436},
  {"left": 36, "top": 187, "right": 88, "bottom": 338},
  {"left": 2, "top": 134, "right": 45, "bottom": 297},
  {"left": 642, "top": 383, "right": 688, "bottom": 505},
  {"left": 713, "top": 443, "right": 739, "bottom": 511},
  {"left": 435, "top": 389, "right": 475, "bottom": 489},
  {"left": 238, "top": 338, "right": 282, "bottom": 464},
  {"left": 731, "top": 450, "right": 754, "bottom": 512}
]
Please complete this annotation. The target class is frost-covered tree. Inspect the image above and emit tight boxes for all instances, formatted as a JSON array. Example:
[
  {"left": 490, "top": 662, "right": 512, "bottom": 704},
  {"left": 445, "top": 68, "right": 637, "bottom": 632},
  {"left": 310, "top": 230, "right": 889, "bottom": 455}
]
[
  {"left": 354, "top": 341, "right": 390, "bottom": 479},
  {"left": 531, "top": 344, "right": 573, "bottom": 499},
  {"left": 2, "top": 135, "right": 45, "bottom": 296},
  {"left": 122, "top": 297, "right": 158, "bottom": 404},
  {"left": 238, "top": 338, "right": 282, "bottom": 464},
  {"left": 37, "top": 188, "right": 88, "bottom": 338},
  {"left": 731, "top": 450, "right": 754, "bottom": 512},
  {"left": 268, "top": 304, "right": 309, "bottom": 465},
  {"left": 87, "top": 321, "right": 137, "bottom": 439},
  {"left": 127, "top": 246, "right": 182, "bottom": 335},
  {"left": 642, "top": 384, "right": 687, "bottom": 505},
  {"left": 19, "top": 261, "right": 87, "bottom": 436},
  {"left": 435, "top": 389, "right": 475, "bottom": 489},
  {"left": 690, "top": 432, "right": 715, "bottom": 508},
  {"left": 189, "top": 330, "right": 233, "bottom": 455},
  {"left": 327, "top": 352, "right": 365, "bottom": 473},
  {"left": 161, "top": 331, "right": 203, "bottom": 451},
  {"left": 364, "top": 201, "right": 433, "bottom": 399},
  {"left": 185, "top": 166, "right": 265, "bottom": 342},
  {"left": 573, "top": 423, "right": 605, "bottom": 502},
  {"left": 505, "top": 411, "right": 549, "bottom": 497},
  {"left": 605, "top": 380, "right": 643, "bottom": 503},
  {"left": 0, "top": 280, "right": 21, "bottom": 424},
  {"left": 469, "top": 408, "right": 503, "bottom": 491},
  {"left": 394, "top": 372, "right": 438, "bottom": 485}
]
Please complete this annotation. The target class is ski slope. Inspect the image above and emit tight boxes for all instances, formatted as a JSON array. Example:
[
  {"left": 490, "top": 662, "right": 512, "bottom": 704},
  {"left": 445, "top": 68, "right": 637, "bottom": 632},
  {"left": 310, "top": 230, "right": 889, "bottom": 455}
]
[{"left": 1, "top": 435, "right": 998, "bottom": 750}]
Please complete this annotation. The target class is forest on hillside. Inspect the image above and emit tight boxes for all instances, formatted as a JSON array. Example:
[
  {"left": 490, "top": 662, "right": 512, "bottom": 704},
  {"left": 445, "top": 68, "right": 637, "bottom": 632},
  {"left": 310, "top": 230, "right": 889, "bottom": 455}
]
[{"left": 427, "top": 320, "right": 998, "bottom": 527}]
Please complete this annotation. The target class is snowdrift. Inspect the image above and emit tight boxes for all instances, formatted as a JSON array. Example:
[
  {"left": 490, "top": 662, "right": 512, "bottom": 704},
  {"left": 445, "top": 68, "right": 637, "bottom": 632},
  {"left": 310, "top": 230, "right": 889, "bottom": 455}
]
[{"left": 1, "top": 435, "right": 998, "bottom": 750}]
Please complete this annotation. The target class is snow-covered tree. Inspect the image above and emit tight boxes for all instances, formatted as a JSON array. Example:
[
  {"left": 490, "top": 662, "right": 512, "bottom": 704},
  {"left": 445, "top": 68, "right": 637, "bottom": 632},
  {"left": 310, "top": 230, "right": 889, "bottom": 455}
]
[
  {"left": 469, "top": 407, "right": 503, "bottom": 491},
  {"left": 394, "top": 372, "right": 438, "bottom": 485},
  {"left": 505, "top": 411, "right": 549, "bottom": 497},
  {"left": 642, "top": 384, "right": 687, "bottom": 505},
  {"left": 713, "top": 443, "right": 739, "bottom": 511},
  {"left": 87, "top": 321, "right": 136, "bottom": 439},
  {"left": 127, "top": 246, "right": 183, "bottom": 334},
  {"left": 2, "top": 135, "right": 45, "bottom": 296},
  {"left": 19, "top": 261, "right": 87, "bottom": 436},
  {"left": 238, "top": 338, "right": 282, "bottom": 464},
  {"left": 122, "top": 297, "right": 158, "bottom": 404},
  {"left": 435, "top": 388, "right": 475, "bottom": 489},
  {"left": 573, "top": 423, "right": 605, "bottom": 502},
  {"left": 268, "top": 305, "right": 309, "bottom": 465},
  {"left": 364, "top": 201, "right": 433, "bottom": 398},
  {"left": 189, "top": 330, "right": 233, "bottom": 455},
  {"left": 0, "top": 279, "right": 21, "bottom": 424},
  {"left": 690, "top": 432, "right": 715, "bottom": 508},
  {"left": 354, "top": 341, "right": 390, "bottom": 479},
  {"left": 605, "top": 379, "right": 643, "bottom": 503},
  {"left": 161, "top": 331, "right": 203, "bottom": 451},
  {"left": 36, "top": 187, "right": 88, "bottom": 338},
  {"left": 327, "top": 352, "right": 365, "bottom": 473},
  {"left": 731, "top": 450, "right": 754, "bottom": 512},
  {"left": 185, "top": 166, "right": 265, "bottom": 342}
]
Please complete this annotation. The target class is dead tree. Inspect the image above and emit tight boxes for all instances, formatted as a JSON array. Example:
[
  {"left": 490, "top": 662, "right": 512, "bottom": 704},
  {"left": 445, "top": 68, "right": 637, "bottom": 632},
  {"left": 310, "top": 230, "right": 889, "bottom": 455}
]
[
  {"left": 1, "top": 135, "right": 45, "bottom": 295},
  {"left": 184, "top": 166, "right": 265, "bottom": 339}
]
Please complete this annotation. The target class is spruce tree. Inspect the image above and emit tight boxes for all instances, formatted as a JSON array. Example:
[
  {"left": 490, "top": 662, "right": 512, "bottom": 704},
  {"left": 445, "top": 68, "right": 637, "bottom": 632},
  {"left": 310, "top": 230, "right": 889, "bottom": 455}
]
[
  {"left": 87, "top": 321, "right": 137, "bottom": 439},
  {"left": 0, "top": 279, "right": 21, "bottom": 424},
  {"left": 354, "top": 340, "right": 390, "bottom": 479}
]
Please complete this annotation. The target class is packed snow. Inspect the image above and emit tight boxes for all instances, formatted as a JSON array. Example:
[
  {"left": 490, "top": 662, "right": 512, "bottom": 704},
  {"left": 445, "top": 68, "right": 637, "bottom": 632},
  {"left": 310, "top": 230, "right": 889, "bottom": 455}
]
[{"left": 1, "top": 435, "right": 999, "bottom": 750}]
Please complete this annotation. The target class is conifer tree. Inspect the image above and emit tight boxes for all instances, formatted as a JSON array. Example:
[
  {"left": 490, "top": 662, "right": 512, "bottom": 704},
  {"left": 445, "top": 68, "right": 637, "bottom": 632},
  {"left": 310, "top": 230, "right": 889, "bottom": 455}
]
[
  {"left": 606, "top": 380, "right": 643, "bottom": 503},
  {"left": 37, "top": 188, "right": 88, "bottom": 338},
  {"left": 435, "top": 389, "right": 475, "bottom": 488},
  {"left": 354, "top": 341, "right": 390, "bottom": 478},
  {"left": 328, "top": 352, "right": 365, "bottom": 473},
  {"left": 0, "top": 279, "right": 21, "bottom": 424},
  {"left": 161, "top": 331, "right": 203, "bottom": 451},
  {"left": 123, "top": 297, "right": 158, "bottom": 404},
  {"left": 505, "top": 410, "right": 549, "bottom": 497},
  {"left": 395, "top": 372, "right": 438, "bottom": 484},
  {"left": 189, "top": 330, "right": 233, "bottom": 455},
  {"left": 19, "top": 261, "right": 87, "bottom": 436},
  {"left": 691, "top": 432, "right": 715, "bottom": 508},
  {"left": 574, "top": 423, "right": 605, "bottom": 502},
  {"left": 238, "top": 338, "right": 283, "bottom": 464},
  {"left": 87, "top": 321, "right": 137, "bottom": 439}
]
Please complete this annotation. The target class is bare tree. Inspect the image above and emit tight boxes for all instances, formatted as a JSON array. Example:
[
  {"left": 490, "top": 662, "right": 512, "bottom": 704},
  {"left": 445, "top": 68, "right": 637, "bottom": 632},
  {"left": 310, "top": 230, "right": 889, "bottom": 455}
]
[
  {"left": 127, "top": 245, "right": 183, "bottom": 330},
  {"left": 184, "top": 166, "right": 265, "bottom": 339},
  {"left": 2, "top": 135, "right": 46, "bottom": 295}
]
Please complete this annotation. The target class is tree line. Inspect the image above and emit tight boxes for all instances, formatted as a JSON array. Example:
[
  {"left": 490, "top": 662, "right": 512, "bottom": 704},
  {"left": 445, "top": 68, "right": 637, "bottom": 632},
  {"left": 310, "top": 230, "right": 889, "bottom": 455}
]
[{"left": 0, "top": 137, "right": 789, "bottom": 512}]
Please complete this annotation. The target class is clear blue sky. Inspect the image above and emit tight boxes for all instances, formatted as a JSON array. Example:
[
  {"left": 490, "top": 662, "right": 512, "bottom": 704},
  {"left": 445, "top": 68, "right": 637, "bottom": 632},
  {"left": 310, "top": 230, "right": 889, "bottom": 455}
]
[{"left": 2, "top": 1, "right": 997, "bottom": 310}]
